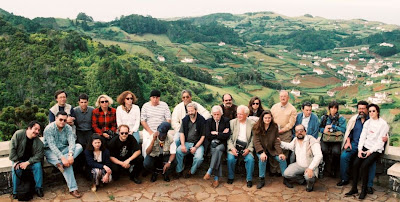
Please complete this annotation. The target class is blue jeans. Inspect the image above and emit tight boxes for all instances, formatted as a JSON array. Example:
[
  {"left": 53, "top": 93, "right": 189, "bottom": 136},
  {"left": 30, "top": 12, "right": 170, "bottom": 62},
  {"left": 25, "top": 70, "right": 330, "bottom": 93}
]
[
  {"left": 257, "top": 153, "right": 287, "bottom": 178},
  {"left": 176, "top": 142, "right": 204, "bottom": 174},
  {"left": 340, "top": 143, "right": 375, "bottom": 187},
  {"left": 133, "top": 131, "right": 140, "bottom": 144},
  {"left": 227, "top": 152, "right": 254, "bottom": 181},
  {"left": 45, "top": 144, "right": 83, "bottom": 192},
  {"left": 12, "top": 162, "right": 43, "bottom": 194}
]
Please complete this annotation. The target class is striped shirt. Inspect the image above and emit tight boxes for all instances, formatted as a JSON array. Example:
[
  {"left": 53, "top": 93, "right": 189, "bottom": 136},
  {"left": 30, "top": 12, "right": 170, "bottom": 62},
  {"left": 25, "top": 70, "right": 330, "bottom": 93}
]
[
  {"left": 43, "top": 122, "right": 76, "bottom": 158},
  {"left": 141, "top": 101, "right": 171, "bottom": 131}
]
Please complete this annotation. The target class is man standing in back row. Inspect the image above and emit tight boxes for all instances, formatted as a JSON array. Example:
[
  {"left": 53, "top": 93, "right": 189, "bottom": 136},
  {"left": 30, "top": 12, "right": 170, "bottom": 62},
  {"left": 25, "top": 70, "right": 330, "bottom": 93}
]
[
  {"left": 270, "top": 90, "right": 297, "bottom": 176},
  {"left": 220, "top": 94, "right": 238, "bottom": 120}
]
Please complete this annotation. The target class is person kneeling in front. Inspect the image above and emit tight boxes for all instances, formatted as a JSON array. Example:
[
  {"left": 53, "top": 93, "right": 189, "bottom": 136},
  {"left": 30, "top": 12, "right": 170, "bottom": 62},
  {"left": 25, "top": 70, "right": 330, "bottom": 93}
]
[{"left": 279, "top": 124, "right": 323, "bottom": 192}]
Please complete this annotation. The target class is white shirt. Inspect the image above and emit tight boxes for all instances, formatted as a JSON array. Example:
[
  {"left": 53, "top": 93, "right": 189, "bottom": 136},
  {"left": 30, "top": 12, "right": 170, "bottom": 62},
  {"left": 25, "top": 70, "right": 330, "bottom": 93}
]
[
  {"left": 280, "top": 135, "right": 323, "bottom": 170},
  {"left": 116, "top": 105, "right": 141, "bottom": 133},
  {"left": 358, "top": 118, "right": 389, "bottom": 153},
  {"left": 141, "top": 101, "right": 171, "bottom": 131},
  {"left": 238, "top": 122, "right": 247, "bottom": 143},
  {"left": 171, "top": 101, "right": 210, "bottom": 131},
  {"left": 302, "top": 115, "right": 311, "bottom": 131}
]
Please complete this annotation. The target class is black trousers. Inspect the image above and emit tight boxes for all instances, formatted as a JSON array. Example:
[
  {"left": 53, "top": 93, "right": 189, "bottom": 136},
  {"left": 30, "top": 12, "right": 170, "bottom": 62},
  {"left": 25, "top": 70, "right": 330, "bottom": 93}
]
[
  {"left": 352, "top": 147, "right": 380, "bottom": 190},
  {"left": 111, "top": 155, "right": 143, "bottom": 180},
  {"left": 144, "top": 154, "right": 176, "bottom": 176}
]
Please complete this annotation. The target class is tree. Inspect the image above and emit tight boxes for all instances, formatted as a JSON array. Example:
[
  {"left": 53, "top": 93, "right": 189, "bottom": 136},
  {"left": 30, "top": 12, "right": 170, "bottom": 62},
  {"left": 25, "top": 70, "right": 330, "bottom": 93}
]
[{"left": 76, "top": 12, "right": 94, "bottom": 22}]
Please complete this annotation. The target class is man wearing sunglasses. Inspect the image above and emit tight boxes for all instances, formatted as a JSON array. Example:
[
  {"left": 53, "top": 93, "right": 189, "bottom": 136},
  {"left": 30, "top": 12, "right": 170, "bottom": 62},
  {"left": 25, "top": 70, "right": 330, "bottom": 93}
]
[
  {"left": 108, "top": 125, "right": 143, "bottom": 184},
  {"left": 44, "top": 111, "right": 83, "bottom": 198},
  {"left": 171, "top": 90, "right": 210, "bottom": 147}
]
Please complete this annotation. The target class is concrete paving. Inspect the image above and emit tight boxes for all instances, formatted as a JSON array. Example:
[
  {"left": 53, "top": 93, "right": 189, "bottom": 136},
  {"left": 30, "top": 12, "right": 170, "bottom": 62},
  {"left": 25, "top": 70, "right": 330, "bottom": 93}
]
[{"left": 1, "top": 172, "right": 399, "bottom": 202}]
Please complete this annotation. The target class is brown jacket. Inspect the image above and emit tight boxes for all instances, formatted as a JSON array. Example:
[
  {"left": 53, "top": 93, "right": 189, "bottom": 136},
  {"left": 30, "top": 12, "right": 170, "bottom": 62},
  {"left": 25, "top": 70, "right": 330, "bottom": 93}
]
[{"left": 253, "top": 123, "right": 282, "bottom": 156}]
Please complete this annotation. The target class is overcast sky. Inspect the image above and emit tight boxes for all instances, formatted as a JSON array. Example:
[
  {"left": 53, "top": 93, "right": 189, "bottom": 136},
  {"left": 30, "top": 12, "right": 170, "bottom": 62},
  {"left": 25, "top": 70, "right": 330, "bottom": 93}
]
[{"left": 2, "top": 0, "right": 400, "bottom": 25}]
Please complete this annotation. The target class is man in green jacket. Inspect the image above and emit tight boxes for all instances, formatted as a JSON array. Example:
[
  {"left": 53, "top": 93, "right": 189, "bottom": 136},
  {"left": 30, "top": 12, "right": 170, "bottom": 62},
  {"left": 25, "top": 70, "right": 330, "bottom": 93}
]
[{"left": 9, "top": 120, "right": 44, "bottom": 198}]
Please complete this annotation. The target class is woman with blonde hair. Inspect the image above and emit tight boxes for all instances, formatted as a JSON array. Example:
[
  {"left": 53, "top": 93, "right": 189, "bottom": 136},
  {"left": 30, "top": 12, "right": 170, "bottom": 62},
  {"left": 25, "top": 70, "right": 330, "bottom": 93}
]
[
  {"left": 92, "top": 94, "right": 117, "bottom": 141},
  {"left": 116, "top": 91, "right": 141, "bottom": 143}
]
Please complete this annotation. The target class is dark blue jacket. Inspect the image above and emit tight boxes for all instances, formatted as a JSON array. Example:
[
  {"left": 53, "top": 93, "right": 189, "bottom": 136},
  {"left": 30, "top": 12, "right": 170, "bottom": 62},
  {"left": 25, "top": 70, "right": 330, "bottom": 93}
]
[
  {"left": 293, "top": 112, "right": 320, "bottom": 139},
  {"left": 85, "top": 149, "right": 112, "bottom": 169},
  {"left": 181, "top": 113, "right": 206, "bottom": 144}
]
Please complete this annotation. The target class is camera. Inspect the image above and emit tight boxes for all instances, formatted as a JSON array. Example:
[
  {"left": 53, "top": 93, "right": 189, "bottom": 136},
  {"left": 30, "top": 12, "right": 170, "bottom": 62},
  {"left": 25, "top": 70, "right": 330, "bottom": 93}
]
[
  {"left": 361, "top": 152, "right": 367, "bottom": 158},
  {"left": 329, "top": 125, "right": 336, "bottom": 133}
]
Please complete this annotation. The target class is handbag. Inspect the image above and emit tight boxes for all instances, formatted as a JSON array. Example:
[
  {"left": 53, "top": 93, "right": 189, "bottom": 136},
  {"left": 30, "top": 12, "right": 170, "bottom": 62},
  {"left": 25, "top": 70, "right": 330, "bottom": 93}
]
[
  {"left": 322, "top": 131, "right": 344, "bottom": 142},
  {"left": 15, "top": 163, "right": 35, "bottom": 201}
]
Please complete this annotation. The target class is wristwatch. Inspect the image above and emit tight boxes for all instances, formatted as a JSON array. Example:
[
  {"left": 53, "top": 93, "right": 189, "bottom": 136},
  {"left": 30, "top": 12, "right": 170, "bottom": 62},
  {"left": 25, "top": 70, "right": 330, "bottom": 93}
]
[
  {"left": 68, "top": 153, "right": 73, "bottom": 157},
  {"left": 167, "top": 161, "right": 172, "bottom": 164}
]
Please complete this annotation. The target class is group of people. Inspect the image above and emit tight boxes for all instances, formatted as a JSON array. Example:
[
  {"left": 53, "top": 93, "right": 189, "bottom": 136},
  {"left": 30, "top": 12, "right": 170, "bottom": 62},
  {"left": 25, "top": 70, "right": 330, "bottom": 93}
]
[{"left": 9, "top": 89, "right": 389, "bottom": 200}]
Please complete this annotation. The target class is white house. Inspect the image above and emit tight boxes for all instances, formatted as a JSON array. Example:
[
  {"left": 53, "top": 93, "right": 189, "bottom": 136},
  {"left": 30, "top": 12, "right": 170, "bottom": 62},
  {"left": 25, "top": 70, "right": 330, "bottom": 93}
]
[
  {"left": 291, "top": 89, "right": 301, "bottom": 97},
  {"left": 345, "top": 64, "right": 357, "bottom": 70},
  {"left": 327, "top": 63, "right": 337, "bottom": 69},
  {"left": 291, "top": 79, "right": 301, "bottom": 85},
  {"left": 157, "top": 56, "right": 165, "bottom": 62},
  {"left": 380, "top": 42, "right": 394, "bottom": 47},
  {"left": 218, "top": 42, "right": 226, "bottom": 46},
  {"left": 343, "top": 81, "right": 352, "bottom": 87},
  {"left": 313, "top": 61, "right": 320, "bottom": 66},
  {"left": 381, "top": 79, "right": 391, "bottom": 84},
  {"left": 313, "top": 68, "right": 323, "bottom": 75},
  {"left": 366, "top": 80, "right": 373, "bottom": 86},
  {"left": 311, "top": 104, "right": 319, "bottom": 110},
  {"left": 181, "top": 57, "right": 194, "bottom": 63},
  {"left": 327, "top": 91, "right": 335, "bottom": 97},
  {"left": 299, "top": 62, "right": 307, "bottom": 66}
]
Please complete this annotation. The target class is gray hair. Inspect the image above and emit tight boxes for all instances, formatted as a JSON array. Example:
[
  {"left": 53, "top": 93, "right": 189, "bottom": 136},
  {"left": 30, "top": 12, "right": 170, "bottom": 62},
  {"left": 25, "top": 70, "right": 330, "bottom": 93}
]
[
  {"left": 181, "top": 90, "right": 192, "bottom": 97},
  {"left": 237, "top": 105, "right": 249, "bottom": 115},
  {"left": 279, "top": 90, "right": 289, "bottom": 97},
  {"left": 211, "top": 105, "right": 223, "bottom": 114},
  {"left": 186, "top": 102, "right": 197, "bottom": 110}
]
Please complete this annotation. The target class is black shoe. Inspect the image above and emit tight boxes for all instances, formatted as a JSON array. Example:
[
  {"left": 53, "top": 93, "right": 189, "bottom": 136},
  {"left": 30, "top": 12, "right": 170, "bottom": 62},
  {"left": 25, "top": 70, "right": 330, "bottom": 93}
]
[
  {"left": 367, "top": 187, "right": 374, "bottom": 194},
  {"left": 164, "top": 174, "right": 170, "bottom": 182},
  {"left": 12, "top": 194, "right": 17, "bottom": 199},
  {"left": 336, "top": 180, "right": 349, "bottom": 186},
  {"left": 175, "top": 172, "right": 183, "bottom": 179},
  {"left": 306, "top": 181, "right": 314, "bottom": 192},
  {"left": 283, "top": 178, "right": 293, "bottom": 188},
  {"left": 345, "top": 188, "right": 358, "bottom": 196},
  {"left": 184, "top": 171, "right": 192, "bottom": 179},
  {"left": 300, "top": 180, "right": 307, "bottom": 185},
  {"left": 257, "top": 178, "right": 265, "bottom": 189},
  {"left": 151, "top": 173, "right": 158, "bottom": 182},
  {"left": 247, "top": 181, "right": 253, "bottom": 188},
  {"left": 36, "top": 188, "right": 44, "bottom": 197},
  {"left": 359, "top": 190, "right": 367, "bottom": 199},
  {"left": 227, "top": 179, "right": 234, "bottom": 184},
  {"left": 274, "top": 173, "right": 282, "bottom": 177},
  {"left": 130, "top": 177, "right": 142, "bottom": 184}
]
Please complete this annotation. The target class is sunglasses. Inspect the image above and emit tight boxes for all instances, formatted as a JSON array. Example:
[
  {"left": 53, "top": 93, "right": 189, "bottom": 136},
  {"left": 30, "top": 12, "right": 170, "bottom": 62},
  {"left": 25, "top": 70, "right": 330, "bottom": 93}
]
[
  {"left": 125, "top": 97, "right": 133, "bottom": 100},
  {"left": 120, "top": 132, "right": 129, "bottom": 135},
  {"left": 100, "top": 100, "right": 109, "bottom": 103},
  {"left": 369, "top": 110, "right": 376, "bottom": 113},
  {"left": 296, "top": 129, "right": 305, "bottom": 133},
  {"left": 252, "top": 102, "right": 260, "bottom": 105},
  {"left": 182, "top": 96, "right": 190, "bottom": 99},
  {"left": 58, "top": 118, "right": 67, "bottom": 122}
]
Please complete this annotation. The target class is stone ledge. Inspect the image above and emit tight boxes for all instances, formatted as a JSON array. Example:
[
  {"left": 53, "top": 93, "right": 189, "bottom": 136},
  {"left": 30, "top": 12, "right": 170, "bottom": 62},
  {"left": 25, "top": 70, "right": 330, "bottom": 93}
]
[{"left": 388, "top": 163, "right": 400, "bottom": 177}]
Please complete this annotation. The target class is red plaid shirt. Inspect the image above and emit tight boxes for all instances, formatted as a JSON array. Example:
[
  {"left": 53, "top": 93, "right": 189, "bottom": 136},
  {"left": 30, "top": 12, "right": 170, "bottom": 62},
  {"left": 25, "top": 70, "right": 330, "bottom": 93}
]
[{"left": 92, "top": 107, "right": 117, "bottom": 134}]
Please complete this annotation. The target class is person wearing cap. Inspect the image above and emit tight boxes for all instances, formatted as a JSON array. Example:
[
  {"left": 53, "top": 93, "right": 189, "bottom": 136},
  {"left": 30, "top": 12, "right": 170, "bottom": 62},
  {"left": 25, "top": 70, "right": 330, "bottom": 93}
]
[
  {"left": 175, "top": 103, "right": 206, "bottom": 178},
  {"left": 171, "top": 90, "right": 211, "bottom": 147},
  {"left": 141, "top": 90, "right": 171, "bottom": 158},
  {"left": 143, "top": 122, "right": 177, "bottom": 182}
]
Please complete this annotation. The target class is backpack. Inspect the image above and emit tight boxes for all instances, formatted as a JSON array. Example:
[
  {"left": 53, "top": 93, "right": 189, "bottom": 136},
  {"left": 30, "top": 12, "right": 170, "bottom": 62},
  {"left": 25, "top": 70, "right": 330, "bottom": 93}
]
[{"left": 15, "top": 163, "right": 35, "bottom": 201}]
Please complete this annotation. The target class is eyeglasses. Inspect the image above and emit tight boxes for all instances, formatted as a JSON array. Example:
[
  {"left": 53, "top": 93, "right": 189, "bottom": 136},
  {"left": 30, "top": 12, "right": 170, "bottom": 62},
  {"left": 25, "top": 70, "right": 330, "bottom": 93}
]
[
  {"left": 224, "top": 99, "right": 232, "bottom": 102},
  {"left": 182, "top": 96, "right": 190, "bottom": 99},
  {"left": 120, "top": 132, "right": 129, "bottom": 135},
  {"left": 369, "top": 110, "right": 376, "bottom": 113},
  {"left": 100, "top": 100, "right": 109, "bottom": 103},
  {"left": 58, "top": 118, "right": 67, "bottom": 122},
  {"left": 126, "top": 97, "right": 133, "bottom": 100},
  {"left": 252, "top": 102, "right": 260, "bottom": 105},
  {"left": 295, "top": 129, "right": 305, "bottom": 133}
]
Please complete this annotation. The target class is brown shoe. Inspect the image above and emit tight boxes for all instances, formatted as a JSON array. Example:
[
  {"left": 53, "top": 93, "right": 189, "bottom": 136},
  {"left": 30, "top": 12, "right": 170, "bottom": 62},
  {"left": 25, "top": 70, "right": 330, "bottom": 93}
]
[
  {"left": 212, "top": 180, "right": 219, "bottom": 188},
  {"left": 56, "top": 163, "right": 64, "bottom": 173},
  {"left": 70, "top": 190, "right": 82, "bottom": 198},
  {"left": 203, "top": 173, "right": 211, "bottom": 180}
]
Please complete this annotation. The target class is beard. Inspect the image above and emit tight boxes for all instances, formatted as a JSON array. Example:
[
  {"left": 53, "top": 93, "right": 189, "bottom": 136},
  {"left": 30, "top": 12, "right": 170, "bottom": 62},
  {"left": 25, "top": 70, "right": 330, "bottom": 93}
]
[
  {"left": 358, "top": 112, "right": 366, "bottom": 119},
  {"left": 297, "top": 134, "right": 305, "bottom": 139},
  {"left": 189, "top": 114, "right": 196, "bottom": 119}
]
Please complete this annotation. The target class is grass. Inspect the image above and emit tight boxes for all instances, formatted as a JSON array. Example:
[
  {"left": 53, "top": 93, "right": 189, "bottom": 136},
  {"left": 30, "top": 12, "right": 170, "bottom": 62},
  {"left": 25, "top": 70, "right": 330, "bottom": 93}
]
[{"left": 94, "top": 38, "right": 154, "bottom": 57}]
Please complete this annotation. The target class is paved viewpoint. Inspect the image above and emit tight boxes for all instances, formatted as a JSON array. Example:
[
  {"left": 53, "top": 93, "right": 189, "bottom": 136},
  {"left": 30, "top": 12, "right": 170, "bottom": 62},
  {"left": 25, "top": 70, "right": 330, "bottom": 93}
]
[{"left": 1, "top": 173, "right": 399, "bottom": 202}]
